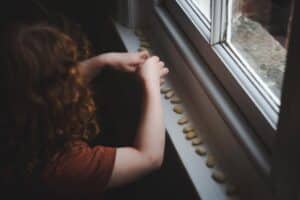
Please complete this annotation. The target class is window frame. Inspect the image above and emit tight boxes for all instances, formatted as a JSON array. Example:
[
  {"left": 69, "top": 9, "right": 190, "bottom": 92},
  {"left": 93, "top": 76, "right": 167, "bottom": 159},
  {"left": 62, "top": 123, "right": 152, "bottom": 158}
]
[
  {"left": 163, "top": 0, "right": 286, "bottom": 151},
  {"left": 222, "top": 0, "right": 281, "bottom": 109},
  {"left": 212, "top": 0, "right": 281, "bottom": 126},
  {"left": 174, "top": 0, "right": 211, "bottom": 42},
  {"left": 188, "top": 0, "right": 211, "bottom": 26},
  {"left": 153, "top": 0, "right": 299, "bottom": 194}
]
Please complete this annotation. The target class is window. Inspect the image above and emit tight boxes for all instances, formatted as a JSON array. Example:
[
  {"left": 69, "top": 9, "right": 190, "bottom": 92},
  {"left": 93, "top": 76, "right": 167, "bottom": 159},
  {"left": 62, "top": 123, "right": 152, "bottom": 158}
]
[
  {"left": 175, "top": 0, "right": 212, "bottom": 40},
  {"left": 162, "top": 0, "right": 294, "bottom": 149},
  {"left": 227, "top": 0, "right": 292, "bottom": 101},
  {"left": 171, "top": 0, "right": 292, "bottom": 116},
  {"left": 189, "top": 0, "right": 211, "bottom": 22},
  {"left": 153, "top": 0, "right": 300, "bottom": 194}
]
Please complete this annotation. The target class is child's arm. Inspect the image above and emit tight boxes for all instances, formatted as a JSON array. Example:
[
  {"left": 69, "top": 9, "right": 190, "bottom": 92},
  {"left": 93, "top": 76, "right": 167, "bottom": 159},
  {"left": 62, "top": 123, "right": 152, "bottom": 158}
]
[
  {"left": 79, "top": 51, "right": 149, "bottom": 82},
  {"left": 107, "top": 56, "right": 169, "bottom": 187}
]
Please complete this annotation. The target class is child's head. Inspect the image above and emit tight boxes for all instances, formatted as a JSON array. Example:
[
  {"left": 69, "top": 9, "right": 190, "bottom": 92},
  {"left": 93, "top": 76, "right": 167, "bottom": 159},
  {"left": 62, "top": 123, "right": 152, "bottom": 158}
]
[{"left": 0, "top": 22, "right": 98, "bottom": 177}]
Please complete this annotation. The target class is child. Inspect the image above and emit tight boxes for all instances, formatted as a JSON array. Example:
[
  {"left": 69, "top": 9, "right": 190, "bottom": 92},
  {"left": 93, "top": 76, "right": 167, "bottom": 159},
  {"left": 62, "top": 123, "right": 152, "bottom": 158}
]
[{"left": 0, "top": 21, "right": 168, "bottom": 199}]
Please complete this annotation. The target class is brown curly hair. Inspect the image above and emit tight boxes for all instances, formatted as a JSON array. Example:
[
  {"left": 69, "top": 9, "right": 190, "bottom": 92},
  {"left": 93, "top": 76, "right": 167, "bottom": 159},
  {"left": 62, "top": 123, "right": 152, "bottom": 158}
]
[{"left": 0, "top": 20, "right": 99, "bottom": 182}]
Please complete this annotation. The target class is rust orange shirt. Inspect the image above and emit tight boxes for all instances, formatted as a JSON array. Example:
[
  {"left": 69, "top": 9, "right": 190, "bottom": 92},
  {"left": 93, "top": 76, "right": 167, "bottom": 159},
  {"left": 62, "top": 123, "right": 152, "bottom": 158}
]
[{"left": 41, "top": 140, "right": 116, "bottom": 199}]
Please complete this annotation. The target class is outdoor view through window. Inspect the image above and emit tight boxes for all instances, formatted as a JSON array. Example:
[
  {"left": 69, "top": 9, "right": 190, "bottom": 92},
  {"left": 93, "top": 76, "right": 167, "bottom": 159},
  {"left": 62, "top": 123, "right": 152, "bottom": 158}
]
[{"left": 229, "top": 0, "right": 292, "bottom": 99}]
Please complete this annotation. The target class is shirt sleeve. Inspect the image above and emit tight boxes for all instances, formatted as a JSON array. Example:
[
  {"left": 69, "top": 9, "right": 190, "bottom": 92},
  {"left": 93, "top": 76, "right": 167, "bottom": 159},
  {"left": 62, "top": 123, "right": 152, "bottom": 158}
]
[{"left": 42, "top": 141, "right": 116, "bottom": 199}]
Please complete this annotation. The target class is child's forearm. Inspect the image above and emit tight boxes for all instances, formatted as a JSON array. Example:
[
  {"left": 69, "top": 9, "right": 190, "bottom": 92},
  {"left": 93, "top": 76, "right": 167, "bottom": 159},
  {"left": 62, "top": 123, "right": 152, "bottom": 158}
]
[
  {"left": 133, "top": 80, "right": 166, "bottom": 167},
  {"left": 79, "top": 52, "right": 148, "bottom": 82},
  {"left": 106, "top": 56, "right": 167, "bottom": 187},
  {"left": 78, "top": 53, "right": 111, "bottom": 82}
]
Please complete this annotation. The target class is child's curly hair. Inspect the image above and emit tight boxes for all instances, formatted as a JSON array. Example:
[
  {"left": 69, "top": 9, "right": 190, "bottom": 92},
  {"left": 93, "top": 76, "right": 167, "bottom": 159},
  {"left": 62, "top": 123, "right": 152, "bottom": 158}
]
[{"left": 0, "top": 18, "right": 99, "bottom": 182}]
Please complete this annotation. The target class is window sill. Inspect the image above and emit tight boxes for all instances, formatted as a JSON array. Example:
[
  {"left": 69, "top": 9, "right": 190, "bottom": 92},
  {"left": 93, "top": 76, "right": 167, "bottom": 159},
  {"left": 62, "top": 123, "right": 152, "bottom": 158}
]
[
  {"left": 114, "top": 22, "right": 228, "bottom": 200},
  {"left": 153, "top": 5, "right": 271, "bottom": 177},
  {"left": 114, "top": 20, "right": 273, "bottom": 199}
]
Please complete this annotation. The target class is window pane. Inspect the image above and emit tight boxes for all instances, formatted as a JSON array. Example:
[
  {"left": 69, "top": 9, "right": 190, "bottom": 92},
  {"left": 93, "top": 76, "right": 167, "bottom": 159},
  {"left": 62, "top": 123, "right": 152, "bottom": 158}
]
[
  {"left": 229, "top": 0, "right": 292, "bottom": 99},
  {"left": 190, "top": 0, "right": 211, "bottom": 21}
]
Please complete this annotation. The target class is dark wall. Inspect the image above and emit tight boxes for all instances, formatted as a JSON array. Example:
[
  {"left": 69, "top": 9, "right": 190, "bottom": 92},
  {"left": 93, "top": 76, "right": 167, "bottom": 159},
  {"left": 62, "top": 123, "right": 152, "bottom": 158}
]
[
  {"left": 0, "top": 0, "right": 118, "bottom": 53},
  {"left": 38, "top": 0, "right": 118, "bottom": 53}
]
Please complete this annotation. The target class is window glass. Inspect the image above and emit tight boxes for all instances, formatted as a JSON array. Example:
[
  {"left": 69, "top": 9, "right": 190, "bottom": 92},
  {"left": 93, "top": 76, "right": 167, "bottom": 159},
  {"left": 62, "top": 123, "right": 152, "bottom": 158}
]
[
  {"left": 228, "top": 0, "right": 292, "bottom": 99},
  {"left": 190, "top": 0, "right": 211, "bottom": 21}
]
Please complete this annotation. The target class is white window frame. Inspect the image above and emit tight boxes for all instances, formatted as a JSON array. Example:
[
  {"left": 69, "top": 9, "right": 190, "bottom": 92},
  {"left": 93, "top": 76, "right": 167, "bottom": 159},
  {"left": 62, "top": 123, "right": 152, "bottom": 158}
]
[
  {"left": 163, "top": 0, "right": 286, "bottom": 151},
  {"left": 221, "top": 0, "right": 280, "bottom": 112},
  {"left": 174, "top": 0, "right": 211, "bottom": 41},
  {"left": 212, "top": 0, "right": 281, "bottom": 126},
  {"left": 188, "top": 0, "right": 211, "bottom": 25},
  {"left": 152, "top": 0, "right": 300, "bottom": 195}
]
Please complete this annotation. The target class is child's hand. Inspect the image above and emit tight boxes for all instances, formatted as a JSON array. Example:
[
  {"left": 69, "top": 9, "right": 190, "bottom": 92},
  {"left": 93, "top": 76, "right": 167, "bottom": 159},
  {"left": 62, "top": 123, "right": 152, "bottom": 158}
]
[
  {"left": 79, "top": 51, "right": 149, "bottom": 82},
  {"left": 137, "top": 56, "right": 169, "bottom": 85},
  {"left": 100, "top": 51, "right": 149, "bottom": 72}
]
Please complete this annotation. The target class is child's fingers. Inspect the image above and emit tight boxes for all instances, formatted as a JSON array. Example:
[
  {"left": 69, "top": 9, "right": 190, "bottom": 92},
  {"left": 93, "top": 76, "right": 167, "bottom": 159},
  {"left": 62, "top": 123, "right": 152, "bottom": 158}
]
[
  {"left": 158, "top": 61, "right": 165, "bottom": 68},
  {"left": 139, "top": 50, "right": 150, "bottom": 59},
  {"left": 124, "top": 65, "right": 136, "bottom": 72},
  {"left": 129, "top": 51, "right": 149, "bottom": 65},
  {"left": 160, "top": 67, "right": 169, "bottom": 77},
  {"left": 148, "top": 56, "right": 160, "bottom": 62}
]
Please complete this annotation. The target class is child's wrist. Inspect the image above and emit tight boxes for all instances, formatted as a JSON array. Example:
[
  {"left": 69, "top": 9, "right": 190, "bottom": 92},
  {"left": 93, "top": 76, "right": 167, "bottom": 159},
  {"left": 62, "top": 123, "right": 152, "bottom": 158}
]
[{"left": 143, "top": 78, "right": 160, "bottom": 92}]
